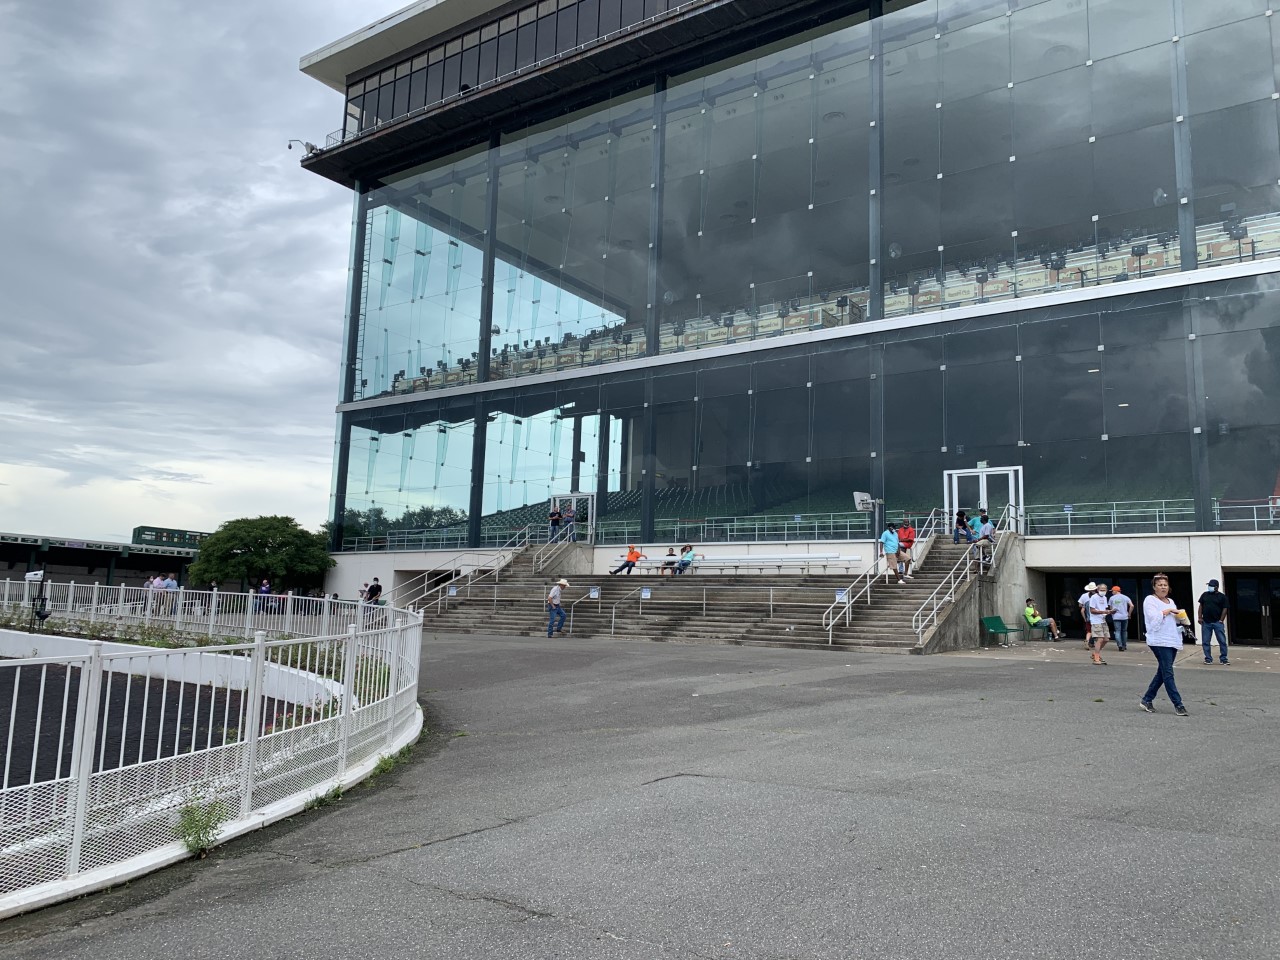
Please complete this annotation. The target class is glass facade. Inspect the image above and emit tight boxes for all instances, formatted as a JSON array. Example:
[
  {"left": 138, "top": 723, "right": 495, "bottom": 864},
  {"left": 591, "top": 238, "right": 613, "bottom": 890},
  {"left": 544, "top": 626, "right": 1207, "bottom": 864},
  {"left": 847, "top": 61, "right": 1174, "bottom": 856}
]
[
  {"left": 342, "top": 0, "right": 692, "bottom": 139},
  {"left": 328, "top": 0, "right": 1280, "bottom": 546}
]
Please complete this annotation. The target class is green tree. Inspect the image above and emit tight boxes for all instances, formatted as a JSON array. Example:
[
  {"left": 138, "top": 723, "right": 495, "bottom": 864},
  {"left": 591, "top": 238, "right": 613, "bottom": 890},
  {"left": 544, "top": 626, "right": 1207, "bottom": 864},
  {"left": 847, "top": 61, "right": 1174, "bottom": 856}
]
[{"left": 188, "top": 516, "right": 334, "bottom": 592}]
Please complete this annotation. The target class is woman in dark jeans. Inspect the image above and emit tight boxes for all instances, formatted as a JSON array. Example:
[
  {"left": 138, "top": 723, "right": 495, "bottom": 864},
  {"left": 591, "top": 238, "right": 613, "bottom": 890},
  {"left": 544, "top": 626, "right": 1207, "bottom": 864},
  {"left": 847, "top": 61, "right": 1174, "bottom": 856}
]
[{"left": 1140, "top": 572, "right": 1190, "bottom": 716}]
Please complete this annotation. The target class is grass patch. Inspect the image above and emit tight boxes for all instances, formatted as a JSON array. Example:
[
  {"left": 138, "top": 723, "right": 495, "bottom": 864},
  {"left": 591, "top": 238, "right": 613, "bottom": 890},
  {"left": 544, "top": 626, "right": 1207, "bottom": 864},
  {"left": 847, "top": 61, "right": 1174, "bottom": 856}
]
[
  {"left": 303, "top": 786, "right": 344, "bottom": 811},
  {"left": 176, "top": 796, "right": 229, "bottom": 857}
]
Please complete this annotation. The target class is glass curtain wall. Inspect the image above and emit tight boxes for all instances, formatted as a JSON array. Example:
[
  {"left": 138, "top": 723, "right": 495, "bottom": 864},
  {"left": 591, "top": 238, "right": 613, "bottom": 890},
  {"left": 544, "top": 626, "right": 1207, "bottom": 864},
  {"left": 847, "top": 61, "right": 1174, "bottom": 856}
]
[{"left": 346, "top": 0, "right": 1280, "bottom": 400}]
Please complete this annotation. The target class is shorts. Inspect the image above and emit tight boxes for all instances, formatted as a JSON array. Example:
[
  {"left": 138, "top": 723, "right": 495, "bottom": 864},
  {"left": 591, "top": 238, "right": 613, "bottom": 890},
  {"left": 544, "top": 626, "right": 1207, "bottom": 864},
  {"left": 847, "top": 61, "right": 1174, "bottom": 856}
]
[{"left": 1090, "top": 621, "right": 1110, "bottom": 640}]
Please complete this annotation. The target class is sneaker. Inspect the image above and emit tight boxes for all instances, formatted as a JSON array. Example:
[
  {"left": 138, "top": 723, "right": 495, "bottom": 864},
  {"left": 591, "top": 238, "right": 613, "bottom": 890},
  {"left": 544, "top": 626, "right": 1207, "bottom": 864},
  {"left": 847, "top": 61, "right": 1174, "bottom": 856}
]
[
  {"left": 897, "top": 579, "right": 906, "bottom": 585},
  {"left": 1220, "top": 659, "right": 1230, "bottom": 665},
  {"left": 1175, "top": 705, "right": 1190, "bottom": 717},
  {"left": 1139, "top": 700, "right": 1155, "bottom": 714},
  {"left": 1203, "top": 658, "right": 1213, "bottom": 664},
  {"left": 904, "top": 575, "right": 915, "bottom": 580}
]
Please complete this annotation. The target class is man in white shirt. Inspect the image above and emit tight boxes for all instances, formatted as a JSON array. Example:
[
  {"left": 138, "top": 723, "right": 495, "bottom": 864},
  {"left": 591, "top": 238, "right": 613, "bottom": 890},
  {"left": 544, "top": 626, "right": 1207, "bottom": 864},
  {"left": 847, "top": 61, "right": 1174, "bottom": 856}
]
[
  {"left": 972, "top": 512, "right": 996, "bottom": 565},
  {"left": 546, "top": 578, "right": 568, "bottom": 637},
  {"left": 1077, "top": 581, "right": 1097, "bottom": 649},
  {"left": 1087, "top": 582, "right": 1112, "bottom": 665}
]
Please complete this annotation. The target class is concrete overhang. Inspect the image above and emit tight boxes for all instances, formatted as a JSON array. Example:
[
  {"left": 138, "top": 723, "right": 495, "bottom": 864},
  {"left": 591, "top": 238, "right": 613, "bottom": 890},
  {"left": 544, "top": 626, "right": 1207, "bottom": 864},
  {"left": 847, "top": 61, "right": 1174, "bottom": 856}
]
[{"left": 301, "top": 0, "right": 509, "bottom": 92}]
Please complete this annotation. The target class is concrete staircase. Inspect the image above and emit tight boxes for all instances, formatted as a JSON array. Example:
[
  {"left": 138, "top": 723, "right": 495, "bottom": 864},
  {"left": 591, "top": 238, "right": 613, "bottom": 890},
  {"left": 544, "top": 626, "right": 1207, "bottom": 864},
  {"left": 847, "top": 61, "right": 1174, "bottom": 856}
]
[{"left": 417, "top": 538, "right": 981, "bottom": 655}]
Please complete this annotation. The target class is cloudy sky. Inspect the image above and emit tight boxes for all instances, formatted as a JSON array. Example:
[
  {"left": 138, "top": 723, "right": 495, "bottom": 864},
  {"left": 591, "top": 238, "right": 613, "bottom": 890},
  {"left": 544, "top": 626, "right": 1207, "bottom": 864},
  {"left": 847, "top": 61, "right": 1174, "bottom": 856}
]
[{"left": 0, "top": 0, "right": 384, "bottom": 541}]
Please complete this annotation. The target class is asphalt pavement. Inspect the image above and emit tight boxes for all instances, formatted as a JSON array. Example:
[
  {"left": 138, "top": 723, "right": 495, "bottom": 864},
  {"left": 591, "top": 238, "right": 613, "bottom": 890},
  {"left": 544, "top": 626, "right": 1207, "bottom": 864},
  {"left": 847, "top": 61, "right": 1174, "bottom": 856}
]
[{"left": 2, "top": 635, "right": 1277, "bottom": 960}]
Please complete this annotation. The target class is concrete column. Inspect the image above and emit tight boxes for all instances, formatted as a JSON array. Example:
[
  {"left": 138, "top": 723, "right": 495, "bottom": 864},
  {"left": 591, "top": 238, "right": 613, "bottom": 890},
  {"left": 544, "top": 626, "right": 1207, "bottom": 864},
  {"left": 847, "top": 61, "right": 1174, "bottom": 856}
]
[{"left": 1188, "top": 536, "right": 1225, "bottom": 655}]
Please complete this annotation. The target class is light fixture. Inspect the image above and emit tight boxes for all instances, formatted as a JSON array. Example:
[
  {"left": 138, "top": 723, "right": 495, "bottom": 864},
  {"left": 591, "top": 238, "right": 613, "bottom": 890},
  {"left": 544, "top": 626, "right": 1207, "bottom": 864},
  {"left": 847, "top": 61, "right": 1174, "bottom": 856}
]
[{"left": 1088, "top": 368, "right": 1101, "bottom": 374}]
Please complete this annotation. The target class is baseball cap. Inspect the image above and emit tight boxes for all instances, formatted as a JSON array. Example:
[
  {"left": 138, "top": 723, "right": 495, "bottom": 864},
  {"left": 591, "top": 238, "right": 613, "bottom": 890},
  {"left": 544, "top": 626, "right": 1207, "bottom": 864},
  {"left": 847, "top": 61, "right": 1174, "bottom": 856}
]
[
  {"left": 1111, "top": 586, "right": 1121, "bottom": 593},
  {"left": 1207, "top": 578, "right": 1219, "bottom": 588}
]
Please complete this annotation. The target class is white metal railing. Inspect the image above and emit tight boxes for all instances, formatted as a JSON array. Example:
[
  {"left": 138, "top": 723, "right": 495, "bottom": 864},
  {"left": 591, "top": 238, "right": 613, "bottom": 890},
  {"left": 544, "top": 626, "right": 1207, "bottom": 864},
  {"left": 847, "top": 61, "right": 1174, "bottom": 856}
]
[
  {"left": 0, "top": 586, "right": 422, "bottom": 917},
  {"left": 822, "top": 509, "right": 942, "bottom": 645},
  {"left": 1023, "top": 499, "right": 1195, "bottom": 536},
  {"left": 394, "top": 525, "right": 534, "bottom": 613},
  {"left": 911, "top": 504, "right": 1015, "bottom": 642},
  {"left": 532, "top": 527, "right": 575, "bottom": 574}
]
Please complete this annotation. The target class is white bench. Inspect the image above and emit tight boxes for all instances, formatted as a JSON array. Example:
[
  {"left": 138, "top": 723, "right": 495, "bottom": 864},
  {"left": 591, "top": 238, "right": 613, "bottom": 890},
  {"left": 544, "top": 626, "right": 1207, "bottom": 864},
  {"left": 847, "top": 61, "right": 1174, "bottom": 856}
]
[{"left": 612, "top": 554, "right": 862, "bottom": 575}]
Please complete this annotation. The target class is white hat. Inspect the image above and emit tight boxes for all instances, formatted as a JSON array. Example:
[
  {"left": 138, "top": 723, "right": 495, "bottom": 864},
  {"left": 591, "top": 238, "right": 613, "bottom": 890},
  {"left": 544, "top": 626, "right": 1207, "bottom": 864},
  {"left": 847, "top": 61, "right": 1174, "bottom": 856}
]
[
  {"left": 557, "top": 578, "right": 569, "bottom": 587},
  {"left": 1084, "top": 582, "right": 1097, "bottom": 591}
]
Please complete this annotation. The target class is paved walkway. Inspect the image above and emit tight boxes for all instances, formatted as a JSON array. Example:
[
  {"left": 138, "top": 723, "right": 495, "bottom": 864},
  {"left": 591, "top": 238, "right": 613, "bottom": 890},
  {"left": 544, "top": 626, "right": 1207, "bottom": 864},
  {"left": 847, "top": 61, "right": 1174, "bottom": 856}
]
[{"left": 3, "top": 635, "right": 1277, "bottom": 960}]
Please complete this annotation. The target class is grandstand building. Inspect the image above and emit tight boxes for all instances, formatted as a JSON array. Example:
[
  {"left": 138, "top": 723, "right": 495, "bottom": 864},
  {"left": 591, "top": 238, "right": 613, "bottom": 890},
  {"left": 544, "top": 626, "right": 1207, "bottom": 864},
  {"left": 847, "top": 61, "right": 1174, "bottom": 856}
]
[{"left": 301, "top": 0, "right": 1280, "bottom": 643}]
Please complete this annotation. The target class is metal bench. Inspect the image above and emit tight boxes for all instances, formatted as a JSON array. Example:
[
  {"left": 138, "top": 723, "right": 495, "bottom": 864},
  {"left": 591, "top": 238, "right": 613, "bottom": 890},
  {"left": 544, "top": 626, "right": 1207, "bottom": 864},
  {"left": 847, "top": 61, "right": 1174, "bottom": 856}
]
[{"left": 615, "top": 554, "right": 861, "bottom": 575}]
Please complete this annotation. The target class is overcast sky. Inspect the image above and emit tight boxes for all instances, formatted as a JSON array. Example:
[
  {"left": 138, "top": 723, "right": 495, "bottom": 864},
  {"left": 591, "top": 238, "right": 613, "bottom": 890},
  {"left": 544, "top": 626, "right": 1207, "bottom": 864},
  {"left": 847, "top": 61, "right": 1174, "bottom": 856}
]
[{"left": 0, "top": 0, "right": 385, "bottom": 541}]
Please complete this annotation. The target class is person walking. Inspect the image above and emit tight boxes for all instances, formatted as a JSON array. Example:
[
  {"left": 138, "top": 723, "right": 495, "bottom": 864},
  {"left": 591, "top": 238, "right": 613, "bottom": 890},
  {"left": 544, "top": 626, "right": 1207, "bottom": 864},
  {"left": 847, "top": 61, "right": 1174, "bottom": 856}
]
[
  {"left": 879, "top": 523, "right": 905, "bottom": 585},
  {"left": 1140, "top": 572, "right": 1190, "bottom": 716},
  {"left": 610, "top": 545, "right": 646, "bottom": 575},
  {"left": 1197, "top": 578, "right": 1230, "bottom": 665},
  {"left": 546, "top": 578, "right": 568, "bottom": 636},
  {"left": 896, "top": 519, "right": 916, "bottom": 580},
  {"left": 1087, "top": 582, "right": 1112, "bottom": 665},
  {"left": 1110, "top": 585, "right": 1134, "bottom": 651},
  {"left": 1078, "top": 581, "right": 1097, "bottom": 649},
  {"left": 1024, "top": 598, "right": 1063, "bottom": 641}
]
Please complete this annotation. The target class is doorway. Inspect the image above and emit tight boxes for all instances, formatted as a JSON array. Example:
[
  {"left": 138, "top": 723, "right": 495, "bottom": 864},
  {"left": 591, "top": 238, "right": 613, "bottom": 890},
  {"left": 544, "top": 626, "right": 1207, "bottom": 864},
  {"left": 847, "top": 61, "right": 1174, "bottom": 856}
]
[
  {"left": 550, "top": 492, "right": 595, "bottom": 544},
  {"left": 944, "top": 466, "right": 1025, "bottom": 533},
  {"left": 1224, "top": 574, "right": 1280, "bottom": 646}
]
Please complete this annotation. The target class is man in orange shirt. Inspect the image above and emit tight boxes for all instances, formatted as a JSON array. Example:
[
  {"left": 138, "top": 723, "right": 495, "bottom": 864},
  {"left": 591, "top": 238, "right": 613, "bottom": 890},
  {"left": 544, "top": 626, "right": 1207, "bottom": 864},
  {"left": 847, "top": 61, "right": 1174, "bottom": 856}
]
[
  {"left": 896, "top": 520, "right": 916, "bottom": 580},
  {"left": 610, "top": 545, "right": 647, "bottom": 575}
]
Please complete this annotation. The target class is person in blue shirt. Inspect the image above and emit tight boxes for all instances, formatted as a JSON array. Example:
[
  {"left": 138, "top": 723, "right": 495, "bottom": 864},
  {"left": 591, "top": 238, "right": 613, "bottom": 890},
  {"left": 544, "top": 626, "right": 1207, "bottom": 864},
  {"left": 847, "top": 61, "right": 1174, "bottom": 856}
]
[{"left": 879, "top": 524, "right": 906, "bottom": 585}]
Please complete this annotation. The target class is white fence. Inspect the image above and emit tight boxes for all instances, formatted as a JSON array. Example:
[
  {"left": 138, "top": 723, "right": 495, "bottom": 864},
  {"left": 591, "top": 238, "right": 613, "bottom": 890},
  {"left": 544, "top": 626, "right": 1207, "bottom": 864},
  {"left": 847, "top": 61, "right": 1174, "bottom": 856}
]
[{"left": 0, "top": 584, "right": 422, "bottom": 918}]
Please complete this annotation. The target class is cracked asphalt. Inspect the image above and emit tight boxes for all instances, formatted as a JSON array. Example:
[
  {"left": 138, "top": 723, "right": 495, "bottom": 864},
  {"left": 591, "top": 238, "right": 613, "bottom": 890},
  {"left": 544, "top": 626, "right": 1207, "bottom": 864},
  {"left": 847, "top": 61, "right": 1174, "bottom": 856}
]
[{"left": 2, "top": 635, "right": 1278, "bottom": 959}]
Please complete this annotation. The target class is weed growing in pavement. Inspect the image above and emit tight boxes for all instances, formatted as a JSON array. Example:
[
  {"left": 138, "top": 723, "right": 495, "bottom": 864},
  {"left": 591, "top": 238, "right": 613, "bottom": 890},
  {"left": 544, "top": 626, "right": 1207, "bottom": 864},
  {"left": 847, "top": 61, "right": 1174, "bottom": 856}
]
[
  {"left": 304, "top": 786, "right": 344, "bottom": 811},
  {"left": 176, "top": 795, "right": 229, "bottom": 857}
]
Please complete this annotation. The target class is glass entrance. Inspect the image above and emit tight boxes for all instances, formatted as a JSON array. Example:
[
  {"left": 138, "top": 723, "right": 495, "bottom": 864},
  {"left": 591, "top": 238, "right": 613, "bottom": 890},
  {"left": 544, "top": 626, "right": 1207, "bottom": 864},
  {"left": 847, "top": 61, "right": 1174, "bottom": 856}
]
[
  {"left": 1225, "top": 574, "right": 1280, "bottom": 646},
  {"left": 944, "top": 466, "right": 1025, "bottom": 533},
  {"left": 550, "top": 492, "right": 595, "bottom": 544}
]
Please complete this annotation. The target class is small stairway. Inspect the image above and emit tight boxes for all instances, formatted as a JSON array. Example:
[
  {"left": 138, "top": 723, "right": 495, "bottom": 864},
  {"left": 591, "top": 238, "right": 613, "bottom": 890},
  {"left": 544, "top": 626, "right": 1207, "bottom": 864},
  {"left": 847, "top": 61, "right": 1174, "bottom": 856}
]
[{"left": 416, "top": 538, "right": 980, "bottom": 655}]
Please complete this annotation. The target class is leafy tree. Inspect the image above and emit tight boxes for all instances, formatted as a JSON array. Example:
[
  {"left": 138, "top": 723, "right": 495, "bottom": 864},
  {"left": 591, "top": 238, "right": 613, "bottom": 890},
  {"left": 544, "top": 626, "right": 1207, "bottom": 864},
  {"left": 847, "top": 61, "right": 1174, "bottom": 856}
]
[{"left": 188, "top": 516, "right": 334, "bottom": 592}]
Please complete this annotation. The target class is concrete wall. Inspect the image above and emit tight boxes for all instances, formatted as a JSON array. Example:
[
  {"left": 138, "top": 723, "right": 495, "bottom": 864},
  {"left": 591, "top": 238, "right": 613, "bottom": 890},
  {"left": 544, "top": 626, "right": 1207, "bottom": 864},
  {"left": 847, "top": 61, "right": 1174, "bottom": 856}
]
[
  {"left": 1024, "top": 531, "right": 1280, "bottom": 596},
  {"left": 917, "top": 535, "right": 1028, "bottom": 655}
]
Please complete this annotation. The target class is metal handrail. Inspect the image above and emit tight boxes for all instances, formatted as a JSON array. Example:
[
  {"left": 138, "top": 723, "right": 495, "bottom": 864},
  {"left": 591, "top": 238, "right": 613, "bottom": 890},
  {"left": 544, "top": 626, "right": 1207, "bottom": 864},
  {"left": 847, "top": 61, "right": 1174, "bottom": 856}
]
[
  {"left": 411, "top": 525, "right": 533, "bottom": 613},
  {"left": 822, "top": 508, "right": 941, "bottom": 644},
  {"left": 566, "top": 589, "right": 602, "bottom": 635},
  {"left": 911, "top": 504, "right": 1014, "bottom": 641},
  {"left": 609, "top": 585, "right": 646, "bottom": 635},
  {"left": 533, "top": 527, "right": 575, "bottom": 573}
]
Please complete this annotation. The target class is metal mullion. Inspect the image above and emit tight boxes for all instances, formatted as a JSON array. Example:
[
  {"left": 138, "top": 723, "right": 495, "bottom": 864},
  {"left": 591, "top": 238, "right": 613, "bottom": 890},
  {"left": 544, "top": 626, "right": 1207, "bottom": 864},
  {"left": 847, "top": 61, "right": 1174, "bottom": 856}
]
[
  {"left": 54, "top": 663, "right": 74, "bottom": 780},
  {"left": 27, "top": 665, "right": 48, "bottom": 787},
  {"left": 4, "top": 667, "right": 20, "bottom": 789},
  {"left": 117, "top": 672, "right": 133, "bottom": 769},
  {"left": 97, "top": 667, "right": 114, "bottom": 771}
]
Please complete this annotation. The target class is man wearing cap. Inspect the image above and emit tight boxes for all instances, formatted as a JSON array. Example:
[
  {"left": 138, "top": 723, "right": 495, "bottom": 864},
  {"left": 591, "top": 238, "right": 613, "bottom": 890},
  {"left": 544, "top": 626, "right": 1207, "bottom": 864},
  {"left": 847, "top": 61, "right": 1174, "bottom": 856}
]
[
  {"left": 547, "top": 578, "right": 569, "bottom": 637},
  {"left": 611, "top": 545, "right": 646, "bottom": 575},
  {"left": 1197, "top": 579, "right": 1230, "bottom": 665},
  {"left": 1024, "top": 597, "right": 1063, "bottom": 641},
  {"left": 1078, "top": 582, "right": 1098, "bottom": 648},
  {"left": 1087, "top": 582, "right": 1112, "bottom": 665},
  {"left": 1109, "top": 585, "right": 1134, "bottom": 651}
]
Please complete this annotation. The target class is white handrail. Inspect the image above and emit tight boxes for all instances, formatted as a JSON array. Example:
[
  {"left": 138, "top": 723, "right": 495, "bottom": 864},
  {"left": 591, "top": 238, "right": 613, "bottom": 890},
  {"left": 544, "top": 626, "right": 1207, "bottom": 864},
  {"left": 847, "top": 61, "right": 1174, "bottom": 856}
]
[
  {"left": 410, "top": 525, "right": 533, "bottom": 613},
  {"left": 532, "top": 527, "right": 574, "bottom": 573},
  {"left": 911, "top": 504, "right": 1014, "bottom": 641},
  {"left": 822, "top": 508, "right": 941, "bottom": 644}
]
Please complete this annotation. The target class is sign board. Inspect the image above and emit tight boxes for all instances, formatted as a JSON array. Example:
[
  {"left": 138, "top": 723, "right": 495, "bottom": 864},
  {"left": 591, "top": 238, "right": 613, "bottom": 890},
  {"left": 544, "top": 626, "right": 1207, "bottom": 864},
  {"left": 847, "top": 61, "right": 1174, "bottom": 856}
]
[
  {"left": 589, "top": 587, "right": 600, "bottom": 600},
  {"left": 794, "top": 515, "right": 802, "bottom": 522},
  {"left": 836, "top": 588, "right": 847, "bottom": 602},
  {"left": 641, "top": 588, "right": 652, "bottom": 600},
  {"left": 24, "top": 570, "right": 44, "bottom": 582},
  {"left": 1063, "top": 505, "right": 1074, "bottom": 513},
  {"left": 447, "top": 585, "right": 458, "bottom": 597},
  {"left": 976, "top": 460, "right": 989, "bottom": 469}
]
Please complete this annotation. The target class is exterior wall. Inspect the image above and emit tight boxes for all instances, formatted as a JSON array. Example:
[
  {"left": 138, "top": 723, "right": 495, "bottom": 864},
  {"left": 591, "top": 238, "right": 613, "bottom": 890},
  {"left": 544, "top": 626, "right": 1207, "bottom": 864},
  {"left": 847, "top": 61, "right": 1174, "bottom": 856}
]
[{"left": 319, "top": 1, "right": 1280, "bottom": 551}]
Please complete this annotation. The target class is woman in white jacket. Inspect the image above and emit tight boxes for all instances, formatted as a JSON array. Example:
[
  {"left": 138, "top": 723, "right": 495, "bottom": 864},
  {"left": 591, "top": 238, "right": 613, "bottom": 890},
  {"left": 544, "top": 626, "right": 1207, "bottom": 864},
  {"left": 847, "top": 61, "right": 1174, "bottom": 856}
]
[{"left": 1140, "top": 573, "right": 1189, "bottom": 716}]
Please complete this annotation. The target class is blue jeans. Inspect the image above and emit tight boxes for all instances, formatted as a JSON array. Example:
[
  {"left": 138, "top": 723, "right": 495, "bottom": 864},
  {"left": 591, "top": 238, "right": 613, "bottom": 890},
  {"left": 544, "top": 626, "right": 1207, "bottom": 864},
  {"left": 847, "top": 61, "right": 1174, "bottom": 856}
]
[
  {"left": 953, "top": 527, "right": 975, "bottom": 544},
  {"left": 1201, "top": 621, "right": 1227, "bottom": 662},
  {"left": 1113, "top": 619, "right": 1129, "bottom": 649},
  {"left": 547, "top": 604, "right": 566, "bottom": 636},
  {"left": 1142, "top": 645, "right": 1183, "bottom": 709}
]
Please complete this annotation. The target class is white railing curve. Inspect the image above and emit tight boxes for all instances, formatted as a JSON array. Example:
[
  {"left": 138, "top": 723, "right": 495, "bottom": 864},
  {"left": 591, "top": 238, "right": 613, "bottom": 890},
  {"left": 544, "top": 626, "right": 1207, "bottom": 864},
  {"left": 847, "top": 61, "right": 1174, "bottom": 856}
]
[{"left": 0, "top": 584, "right": 424, "bottom": 919}]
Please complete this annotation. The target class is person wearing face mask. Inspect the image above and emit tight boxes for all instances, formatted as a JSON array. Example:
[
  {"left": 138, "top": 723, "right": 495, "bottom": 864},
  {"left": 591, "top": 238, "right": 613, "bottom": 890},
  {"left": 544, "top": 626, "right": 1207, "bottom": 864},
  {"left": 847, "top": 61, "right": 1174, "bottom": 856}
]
[{"left": 1140, "top": 572, "right": 1190, "bottom": 717}]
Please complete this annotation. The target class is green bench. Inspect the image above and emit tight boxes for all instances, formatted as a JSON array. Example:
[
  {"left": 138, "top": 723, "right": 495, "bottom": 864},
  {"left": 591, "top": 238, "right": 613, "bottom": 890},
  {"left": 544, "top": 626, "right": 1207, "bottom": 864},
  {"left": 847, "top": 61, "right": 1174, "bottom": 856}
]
[{"left": 980, "top": 615, "right": 1028, "bottom": 648}]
